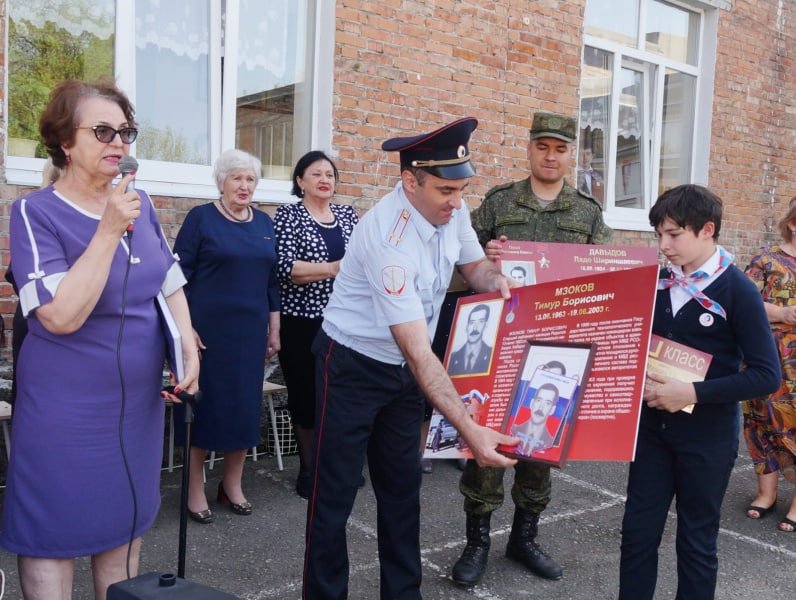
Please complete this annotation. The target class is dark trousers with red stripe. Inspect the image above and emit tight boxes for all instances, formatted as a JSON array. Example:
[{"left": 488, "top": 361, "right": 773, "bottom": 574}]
[{"left": 303, "top": 330, "right": 425, "bottom": 600}]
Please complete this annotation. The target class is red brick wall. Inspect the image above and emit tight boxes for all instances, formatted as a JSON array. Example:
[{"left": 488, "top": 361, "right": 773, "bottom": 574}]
[
  {"left": 709, "top": 0, "right": 796, "bottom": 265},
  {"left": 328, "top": 0, "right": 661, "bottom": 252},
  {"left": 0, "top": 186, "right": 14, "bottom": 323},
  {"left": 331, "top": 0, "right": 587, "bottom": 211}
]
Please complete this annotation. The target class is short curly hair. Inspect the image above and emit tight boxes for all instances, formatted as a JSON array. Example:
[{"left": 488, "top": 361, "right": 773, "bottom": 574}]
[
  {"left": 213, "top": 149, "right": 262, "bottom": 192},
  {"left": 39, "top": 77, "right": 137, "bottom": 169}
]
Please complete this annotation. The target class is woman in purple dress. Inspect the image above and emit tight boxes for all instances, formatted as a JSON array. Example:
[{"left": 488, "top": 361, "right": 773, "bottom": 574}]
[
  {"left": 0, "top": 79, "right": 199, "bottom": 598},
  {"left": 173, "top": 149, "right": 281, "bottom": 523}
]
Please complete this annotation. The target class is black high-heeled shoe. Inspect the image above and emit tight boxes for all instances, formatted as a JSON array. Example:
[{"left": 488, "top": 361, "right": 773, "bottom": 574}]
[
  {"left": 187, "top": 507, "right": 213, "bottom": 524},
  {"left": 217, "top": 481, "right": 252, "bottom": 515}
]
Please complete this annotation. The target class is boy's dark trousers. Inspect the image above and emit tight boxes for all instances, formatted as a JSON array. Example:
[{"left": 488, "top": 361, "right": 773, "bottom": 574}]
[{"left": 618, "top": 421, "right": 738, "bottom": 600}]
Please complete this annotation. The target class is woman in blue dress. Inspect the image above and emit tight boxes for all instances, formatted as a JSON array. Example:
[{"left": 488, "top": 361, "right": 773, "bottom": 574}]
[
  {"left": 174, "top": 149, "right": 281, "bottom": 523},
  {"left": 0, "top": 79, "right": 199, "bottom": 598}
]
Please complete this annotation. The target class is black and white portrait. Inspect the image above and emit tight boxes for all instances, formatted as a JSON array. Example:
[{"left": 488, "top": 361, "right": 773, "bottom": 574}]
[
  {"left": 502, "top": 260, "right": 535, "bottom": 286},
  {"left": 447, "top": 300, "right": 502, "bottom": 376}
]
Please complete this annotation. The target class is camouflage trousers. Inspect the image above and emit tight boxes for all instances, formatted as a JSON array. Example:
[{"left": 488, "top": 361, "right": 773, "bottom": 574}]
[{"left": 459, "top": 460, "right": 551, "bottom": 516}]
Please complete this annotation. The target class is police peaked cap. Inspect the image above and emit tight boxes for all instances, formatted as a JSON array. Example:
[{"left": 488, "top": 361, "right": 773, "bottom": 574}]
[{"left": 382, "top": 117, "right": 478, "bottom": 179}]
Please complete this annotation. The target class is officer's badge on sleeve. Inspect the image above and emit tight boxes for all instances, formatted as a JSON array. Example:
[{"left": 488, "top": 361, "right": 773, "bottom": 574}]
[{"left": 382, "top": 265, "right": 407, "bottom": 296}]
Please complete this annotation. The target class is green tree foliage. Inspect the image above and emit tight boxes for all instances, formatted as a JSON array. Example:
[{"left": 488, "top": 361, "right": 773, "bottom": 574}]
[
  {"left": 137, "top": 123, "right": 205, "bottom": 165},
  {"left": 8, "top": 12, "right": 113, "bottom": 156}
]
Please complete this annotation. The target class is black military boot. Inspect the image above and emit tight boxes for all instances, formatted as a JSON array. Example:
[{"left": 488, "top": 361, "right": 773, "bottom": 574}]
[
  {"left": 505, "top": 508, "right": 563, "bottom": 580},
  {"left": 451, "top": 513, "right": 491, "bottom": 586}
]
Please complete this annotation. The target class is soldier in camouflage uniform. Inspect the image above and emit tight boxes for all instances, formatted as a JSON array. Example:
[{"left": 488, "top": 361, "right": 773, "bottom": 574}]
[{"left": 452, "top": 112, "right": 613, "bottom": 587}]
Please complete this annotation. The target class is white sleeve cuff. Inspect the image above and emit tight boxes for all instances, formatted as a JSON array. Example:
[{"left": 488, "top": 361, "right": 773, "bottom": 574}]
[{"left": 161, "top": 262, "right": 187, "bottom": 297}]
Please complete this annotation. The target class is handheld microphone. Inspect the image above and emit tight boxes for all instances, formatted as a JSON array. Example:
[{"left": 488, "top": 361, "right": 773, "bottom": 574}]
[{"left": 119, "top": 156, "right": 139, "bottom": 234}]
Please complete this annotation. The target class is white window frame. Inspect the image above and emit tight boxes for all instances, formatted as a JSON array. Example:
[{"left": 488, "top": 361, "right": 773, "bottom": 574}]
[
  {"left": 583, "top": 0, "right": 717, "bottom": 232},
  {"left": 4, "top": 0, "right": 335, "bottom": 204}
]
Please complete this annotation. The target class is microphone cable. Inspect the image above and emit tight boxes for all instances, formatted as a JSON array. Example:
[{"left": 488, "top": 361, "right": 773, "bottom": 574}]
[{"left": 116, "top": 229, "right": 139, "bottom": 580}]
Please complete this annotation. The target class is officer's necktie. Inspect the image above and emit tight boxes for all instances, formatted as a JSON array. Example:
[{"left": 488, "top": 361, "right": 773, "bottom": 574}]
[{"left": 429, "top": 229, "right": 442, "bottom": 323}]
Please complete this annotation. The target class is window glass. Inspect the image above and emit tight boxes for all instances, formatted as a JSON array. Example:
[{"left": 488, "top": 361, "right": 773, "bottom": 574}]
[
  {"left": 658, "top": 69, "right": 696, "bottom": 195},
  {"left": 615, "top": 59, "right": 652, "bottom": 210},
  {"left": 5, "top": 0, "right": 328, "bottom": 198},
  {"left": 235, "top": 0, "right": 315, "bottom": 180},
  {"left": 578, "top": 47, "right": 614, "bottom": 206},
  {"left": 645, "top": 0, "right": 700, "bottom": 65},
  {"left": 8, "top": 0, "right": 115, "bottom": 158},
  {"left": 581, "top": 1, "right": 708, "bottom": 229},
  {"left": 134, "top": 0, "right": 210, "bottom": 164},
  {"left": 584, "top": 0, "right": 639, "bottom": 47}
]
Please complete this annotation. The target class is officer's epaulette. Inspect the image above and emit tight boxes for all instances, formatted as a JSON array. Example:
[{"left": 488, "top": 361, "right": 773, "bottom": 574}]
[
  {"left": 386, "top": 208, "right": 412, "bottom": 247},
  {"left": 483, "top": 181, "right": 515, "bottom": 200}
]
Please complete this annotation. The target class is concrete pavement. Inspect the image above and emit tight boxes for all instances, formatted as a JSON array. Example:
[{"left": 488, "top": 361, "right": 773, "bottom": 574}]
[{"left": 1, "top": 437, "right": 794, "bottom": 599}]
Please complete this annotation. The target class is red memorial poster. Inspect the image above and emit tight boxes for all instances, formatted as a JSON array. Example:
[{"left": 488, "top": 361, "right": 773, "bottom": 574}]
[
  {"left": 423, "top": 242, "right": 660, "bottom": 464},
  {"left": 499, "top": 240, "right": 658, "bottom": 285}
]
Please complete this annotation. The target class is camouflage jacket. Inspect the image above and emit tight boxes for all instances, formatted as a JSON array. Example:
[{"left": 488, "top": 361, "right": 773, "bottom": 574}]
[{"left": 470, "top": 178, "right": 613, "bottom": 246}]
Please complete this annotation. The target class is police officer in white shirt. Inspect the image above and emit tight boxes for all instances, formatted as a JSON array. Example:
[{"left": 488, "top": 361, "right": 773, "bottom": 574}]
[{"left": 303, "top": 117, "right": 520, "bottom": 599}]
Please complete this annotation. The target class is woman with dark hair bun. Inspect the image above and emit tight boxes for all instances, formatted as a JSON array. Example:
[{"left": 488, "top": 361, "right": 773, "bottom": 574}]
[{"left": 274, "top": 150, "right": 358, "bottom": 498}]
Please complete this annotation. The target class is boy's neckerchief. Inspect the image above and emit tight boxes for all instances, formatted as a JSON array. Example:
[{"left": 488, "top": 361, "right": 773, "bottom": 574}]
[{"left": 658, "top": 246, "right": 733, "bottom": 319}]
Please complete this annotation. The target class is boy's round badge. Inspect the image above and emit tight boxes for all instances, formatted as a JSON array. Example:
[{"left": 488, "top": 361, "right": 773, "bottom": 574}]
[{"left": 699, "top": 312, "right": 714, "bottom": 327}]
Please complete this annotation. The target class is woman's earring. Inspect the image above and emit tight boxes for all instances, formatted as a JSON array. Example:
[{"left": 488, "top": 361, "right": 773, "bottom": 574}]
[{"left": 299, "top": 188, "right": 304, "bottom": 198}]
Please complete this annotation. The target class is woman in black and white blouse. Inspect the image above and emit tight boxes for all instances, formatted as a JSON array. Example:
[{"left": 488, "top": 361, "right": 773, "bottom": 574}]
[{"left": 274, "top": 150, "right": 358, "bottom": 498}]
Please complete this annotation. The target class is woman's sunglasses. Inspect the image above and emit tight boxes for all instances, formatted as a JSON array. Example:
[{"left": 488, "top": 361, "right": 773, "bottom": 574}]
[{"left": 76, "top": 125, "right": 138, "bottom": 144}]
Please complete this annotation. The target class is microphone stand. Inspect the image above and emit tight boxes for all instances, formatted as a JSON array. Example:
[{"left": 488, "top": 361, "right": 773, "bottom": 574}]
[{"left": 177, "top": 391, "right": 200, "bottom": 578}]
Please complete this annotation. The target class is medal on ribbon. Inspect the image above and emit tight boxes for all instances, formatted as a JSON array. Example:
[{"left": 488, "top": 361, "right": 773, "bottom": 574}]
[{"left": 505, "top": 293, "right": 519, "bottom": 323}]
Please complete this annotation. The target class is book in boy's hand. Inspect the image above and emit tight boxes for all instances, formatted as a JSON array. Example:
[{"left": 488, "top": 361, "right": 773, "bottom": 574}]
[{"left": 646, "top": 334, "right": 712, "bottom": 414}]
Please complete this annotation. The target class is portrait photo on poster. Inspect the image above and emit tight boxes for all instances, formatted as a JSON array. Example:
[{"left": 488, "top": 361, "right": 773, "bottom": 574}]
[
  {"left": 501, "top": 260, "right": 536, "bottom": 287},
  {"left": 446, "top": 298, "right": 503, "bottom": 377},
  {"left": 499, "top": 340, "right": 597, "bottom": 467}
]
